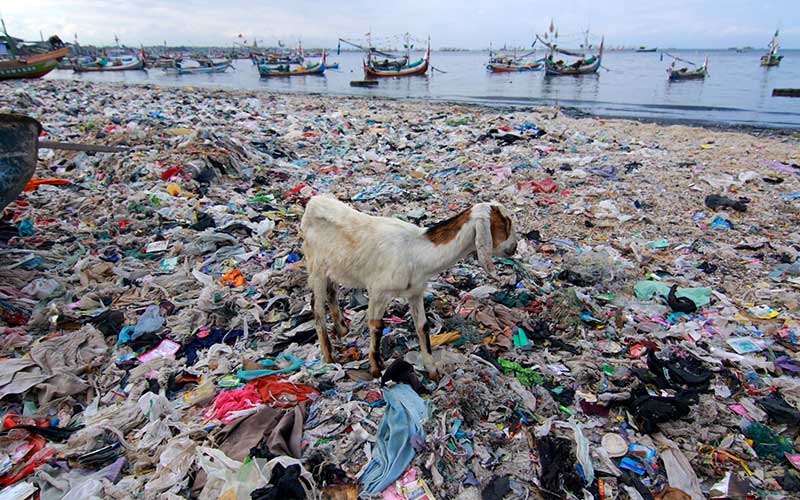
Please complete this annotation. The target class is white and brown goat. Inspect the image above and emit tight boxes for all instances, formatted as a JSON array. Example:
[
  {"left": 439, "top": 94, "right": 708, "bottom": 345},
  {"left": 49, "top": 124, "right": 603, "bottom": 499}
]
[{"left": 300, "top": 195, "right": 517, "bottom": 379}]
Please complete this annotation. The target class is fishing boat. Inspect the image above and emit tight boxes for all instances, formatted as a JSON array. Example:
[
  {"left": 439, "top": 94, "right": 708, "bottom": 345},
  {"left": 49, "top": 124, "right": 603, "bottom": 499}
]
[
  {"left": 74, "top": 52, "right": 145, "bottom": 72},
  {"left": 760, "top": 30, "right": 783, "bottom": 67},
  {"left": 364, "top": 42, "right": 429, "bottom": 78},
  {"left": 635, "top": 46, "right": 657, "bottom": 53},
  {"left": 258, "top": 51, "right": 326, "bottom": 77},
  {"left": 486, "top": 44, "right": 542, "bottom": 73},
  {"left": 537, "top": 22, "right": 604, "bottom": 76},
  {"left": 667, "top": 56, "right": 708, "bottom": 80},
  {"left": 540, "top": 38, "right": 604, "bottom": 76},
  {"left": 341, "top": 33, "right": 430, "bottom": 78},
  {"left": 0, "top": 20, "right": 68, "bottom": 81},
  {"left": 327, "top": 62, "right": 339, "bottom": 69},
  {"left": 486, "top": 58, "right": 542, "bottom": 72},
  {"left": 164, "top": 59, "right": 232, "bottom": 75}
]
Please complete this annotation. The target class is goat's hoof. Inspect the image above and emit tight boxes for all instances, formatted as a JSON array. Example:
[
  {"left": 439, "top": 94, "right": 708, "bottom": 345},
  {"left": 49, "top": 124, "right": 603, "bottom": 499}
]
[{"left": 369, "top": 357, "right": 383, "bottom": 378}]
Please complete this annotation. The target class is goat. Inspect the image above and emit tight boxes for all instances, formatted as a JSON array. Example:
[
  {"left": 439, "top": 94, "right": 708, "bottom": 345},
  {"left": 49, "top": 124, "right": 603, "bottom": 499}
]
[{"left": 300, "top": 195, "right": 518, "bottom": 380}]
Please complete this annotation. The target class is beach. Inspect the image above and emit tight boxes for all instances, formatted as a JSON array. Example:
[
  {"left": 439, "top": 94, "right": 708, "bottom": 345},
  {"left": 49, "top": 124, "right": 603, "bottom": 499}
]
[{"left": 2, "top": 79, "right": 800, "bottom": 498}]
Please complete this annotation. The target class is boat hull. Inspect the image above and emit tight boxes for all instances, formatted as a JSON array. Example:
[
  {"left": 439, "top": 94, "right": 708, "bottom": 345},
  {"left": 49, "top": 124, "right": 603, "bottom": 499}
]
[
  {"left": 668, "top": 70, "right": 707, "bottom": 80},
  {"left": 0, "top": 114, "right": 41, "bottom": 211},
  {"left": 364, "top": 57, "right": 428, "bottom": 78},
  {"left": 760, "top": 55, "right": 783, "bottom": 67},
  {"left": 487, "top": 62, "right": 542, "bottom": 73},
  {"left": 74, "top": 58, "right": 145, "bottom": 72},
  {"left": 0, "top": 47, "right": 68, "bottom": 81},
  {"left": 166, "top": 62, "right": 232, "bottom": 75},
  {"left": 544, "top": 57, "right": 601, "bottom": 76},
  {"left": 259, "top": 62, "right": 325, "bottom": 77}
]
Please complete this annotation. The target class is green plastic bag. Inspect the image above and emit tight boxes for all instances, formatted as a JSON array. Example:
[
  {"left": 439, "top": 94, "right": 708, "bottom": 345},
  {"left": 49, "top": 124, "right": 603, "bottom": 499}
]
[{"left": 633, "top": 281, "right": 712, "bottom": 307}]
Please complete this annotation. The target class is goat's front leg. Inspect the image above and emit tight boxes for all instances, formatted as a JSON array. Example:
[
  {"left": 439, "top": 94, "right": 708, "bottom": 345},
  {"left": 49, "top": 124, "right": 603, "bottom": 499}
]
[
  {"left": 311, "top": 275, "right": 334, "bottom": 364},
  {"left": 366, "top": 291, "right": 391, "bottom": 378},
  {"left": 409, "top": 294, "right": 440, "bottom": 381}
]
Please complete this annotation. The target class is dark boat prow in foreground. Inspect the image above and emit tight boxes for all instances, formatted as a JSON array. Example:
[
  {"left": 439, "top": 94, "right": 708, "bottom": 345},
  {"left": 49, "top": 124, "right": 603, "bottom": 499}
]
[{"left": 0, "top": 114, "right": 41, "bottom": 211}]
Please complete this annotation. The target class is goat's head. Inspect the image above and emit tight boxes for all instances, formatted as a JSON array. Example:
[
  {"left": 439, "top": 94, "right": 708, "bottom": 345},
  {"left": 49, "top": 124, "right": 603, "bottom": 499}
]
[{"left": 474, "top": 202, "right": 518, "bottom": 274}]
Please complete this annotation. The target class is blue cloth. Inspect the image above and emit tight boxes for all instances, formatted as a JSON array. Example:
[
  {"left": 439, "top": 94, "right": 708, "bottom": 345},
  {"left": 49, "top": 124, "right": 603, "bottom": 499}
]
[
  {"left": 236, "top": 353, "right": 304, "bottom": 381},
  {"left": 359, "top": 384, "right": 429, "bottom": 494}
]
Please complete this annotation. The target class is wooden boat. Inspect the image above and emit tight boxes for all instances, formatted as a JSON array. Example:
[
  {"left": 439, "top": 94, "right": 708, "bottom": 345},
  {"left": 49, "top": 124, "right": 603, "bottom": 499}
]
[
  {"left": 0, "top": 114, "right": 41, "bottom": 211},
  {"left": 74, "top": 53, "right": 145, "bottom": 72},
  {"left": 0, "top": 20, "right": 68, "bottom": 81},
  {"left": 760, "top": 29, "right": 783, "bottom": 67},
  {"left": 668, "top": 56, "right": 708, "bottom": 80},
  {"left": 635, "top": 47, "right": 657, "bottom": 53},
  {"left": 364, "top": 42, "right": 429, "bottom": 78},
  {"left": 165, "top": 60, "right": 232, "bottom": 75},
  {"left": 541, "top": 37, "right": 603, "bottom": 76},
  {"left": 0, "top": 46, "right": 68, "bottom": 80},
  {"left": 486, "top": 60, "right": 542, "bottom": 72},
  {"left": 327, "top": 62, "right": 339, "bottom": 69},
  {"left": 258, "top": 52, "right": 326, "bottom": 77}
]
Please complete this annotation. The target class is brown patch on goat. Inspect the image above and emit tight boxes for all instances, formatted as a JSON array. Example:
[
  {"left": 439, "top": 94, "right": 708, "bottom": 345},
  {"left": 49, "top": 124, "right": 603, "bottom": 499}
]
[
  {"left": 424, "top": 207, "right": 472, "bottom": 245},
  {"left": 490, "top": 206, "right": 510, "bottom": 248}
]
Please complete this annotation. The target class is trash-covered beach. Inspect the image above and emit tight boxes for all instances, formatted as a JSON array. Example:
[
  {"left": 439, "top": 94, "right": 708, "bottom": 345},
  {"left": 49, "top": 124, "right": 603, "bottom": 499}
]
[{"left": 1, "top": 79, "right": 800, "bottom": 499}]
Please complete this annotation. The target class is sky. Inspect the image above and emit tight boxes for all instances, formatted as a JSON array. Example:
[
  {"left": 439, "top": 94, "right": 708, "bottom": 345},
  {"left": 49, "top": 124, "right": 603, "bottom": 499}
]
[{"left": 2, "top": 0, "right": 798, "bottom": 50}]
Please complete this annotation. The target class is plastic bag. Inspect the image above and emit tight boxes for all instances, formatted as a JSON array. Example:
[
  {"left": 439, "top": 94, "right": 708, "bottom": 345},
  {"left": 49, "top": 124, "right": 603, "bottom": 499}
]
[
  {"left": 132, "top": 305, "right": 165, "bottom": 339},
  {"left": 196, "top": 446, "right": 263, "bottom": 500},
  {"left": 143, "top": 437, "right": 196, "bottom": 497}
]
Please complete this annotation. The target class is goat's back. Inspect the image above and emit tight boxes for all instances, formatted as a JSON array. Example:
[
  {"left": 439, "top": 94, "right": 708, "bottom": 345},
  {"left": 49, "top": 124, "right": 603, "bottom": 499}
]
[{"left": 300, "top": 195, "right": 422, "bottom": 290}]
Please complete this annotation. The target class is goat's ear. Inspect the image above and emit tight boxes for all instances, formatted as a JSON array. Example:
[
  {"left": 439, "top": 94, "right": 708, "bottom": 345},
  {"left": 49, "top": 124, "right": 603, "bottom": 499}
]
[{"left": 475, "top": 212, "right": 496, "bottom": 275}]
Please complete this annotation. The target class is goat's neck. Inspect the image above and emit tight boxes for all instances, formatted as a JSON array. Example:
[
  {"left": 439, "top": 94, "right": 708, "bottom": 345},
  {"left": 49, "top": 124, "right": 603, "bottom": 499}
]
[{"left": 418, "top": 223, "right": 476, "bottom": 276}]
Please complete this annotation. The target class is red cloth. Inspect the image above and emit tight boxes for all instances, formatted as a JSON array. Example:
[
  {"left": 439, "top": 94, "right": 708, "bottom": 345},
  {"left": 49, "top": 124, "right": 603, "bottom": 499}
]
[{"left": 247, "top": 376, "right": 318, "bottom": 408}]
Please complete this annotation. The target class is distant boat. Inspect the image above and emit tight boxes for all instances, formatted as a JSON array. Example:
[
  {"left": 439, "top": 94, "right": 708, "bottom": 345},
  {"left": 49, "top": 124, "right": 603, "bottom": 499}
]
[
  {"left": 363, "top": 35, "right": 430, "bottom": 78},
  {"left": 667, "top": 56, "right": 708, "bottom": 80},
  {"left": 74, "top": 52, "right": 145, "bottom": 72},
  {"left": 636, "top": 46, "right": 657, "bottom": 52},
  {"left": 326, "top": 62, "right": 339, "bottom": 69},
  {"left": 0, "top": 20, "right": 68, "bottom": 81},
  {"left": 760, "top": 29, "right": 783, "bottom": 67},
  {"left": 486, "top": 43, "right": 542, "bottom": 72},
  {"left": 259, "top": 51, "right": 326, "bottom": 77},
  {"left": 487, "top": 60, "right": 542, "bottom": 72},
  {"left": 537, "top": 22, "right": 604, "bottom": 76},
  {"left": 165, "top": 59, "right": 232, "bottom": 75}
]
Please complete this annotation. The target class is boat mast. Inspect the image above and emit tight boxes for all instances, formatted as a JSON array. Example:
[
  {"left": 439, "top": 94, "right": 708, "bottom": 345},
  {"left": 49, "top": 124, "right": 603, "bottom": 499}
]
[{"left": 1, "top": 17, "right": 17, "bottom": 57}]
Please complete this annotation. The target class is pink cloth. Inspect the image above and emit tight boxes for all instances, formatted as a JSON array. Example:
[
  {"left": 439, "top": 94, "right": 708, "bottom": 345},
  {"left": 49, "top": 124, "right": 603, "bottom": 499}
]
[{"left": 204, "top": 385, "right": 263, "bottom": 424}]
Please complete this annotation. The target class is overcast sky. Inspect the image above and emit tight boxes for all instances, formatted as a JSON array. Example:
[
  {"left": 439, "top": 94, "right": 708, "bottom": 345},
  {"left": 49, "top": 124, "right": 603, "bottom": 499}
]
[{"left": 2, "top": 0, "right": 797, "bottom": 49}]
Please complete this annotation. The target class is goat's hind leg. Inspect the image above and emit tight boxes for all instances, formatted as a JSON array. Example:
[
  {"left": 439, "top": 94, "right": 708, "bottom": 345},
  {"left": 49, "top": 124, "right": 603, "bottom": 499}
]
[
  {"left": 310, "top": 273, "right": 335, "bottom": 363},
  {"left": 327, "top": 281, "right": 347, "bottom": 338},
  {"left": 367, "top": 291, "right": 391, "bottom": 378},
  {"left": 410, "top": 294, "right": 440, "bottom": 381}
]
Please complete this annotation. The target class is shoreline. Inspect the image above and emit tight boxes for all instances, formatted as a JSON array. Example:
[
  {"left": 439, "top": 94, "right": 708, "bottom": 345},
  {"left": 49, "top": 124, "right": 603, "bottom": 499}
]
[
  {"left": 1, "top": 77, "right": 800, "bottom": 499},
  {"left": 36, "top": 72, "right": 800, "bottom": 133}
]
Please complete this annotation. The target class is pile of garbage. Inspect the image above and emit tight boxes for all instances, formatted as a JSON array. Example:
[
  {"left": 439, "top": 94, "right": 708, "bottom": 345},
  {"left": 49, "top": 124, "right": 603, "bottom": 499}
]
[{"left": 0, "top": 78, "right": 799, "bottom": 499}]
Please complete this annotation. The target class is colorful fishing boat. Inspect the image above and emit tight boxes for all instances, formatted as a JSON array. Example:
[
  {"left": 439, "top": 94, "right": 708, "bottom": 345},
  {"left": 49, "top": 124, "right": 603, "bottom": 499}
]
[
  {"left": 364, "top": 41, "right": 429, "bottom": 78},
  {"left": 74, "top": 52, "right": 145, "bottom": 72},
  {"left": 537, "top": 22, "right": 604, "bottom": 77},
  {"left": 258, "top": 52, "right": 326, "bottom": 77},
  {"left": 486, "top": 58, "right": 542, "bottom": 73},
  {"left": 165, "top": 59, "right": 232, "bottom": 75},
  {"left": 327, "top": 62, "right": 339, "bottom": 70},
  {"left": 0, "top": 20, "right": 68, "bottom": 81},
  {"left": 760, "top": 30, "right": 783, "bottom": 67},
  {"left": 541, "top": 38, "right": 603, "bottom": 76},
  {"left": 667, "top": 56, "right": 708, "bottom": 80},
  {"left": 486, "top": 43, "right": 542, "bottom": 73}
]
